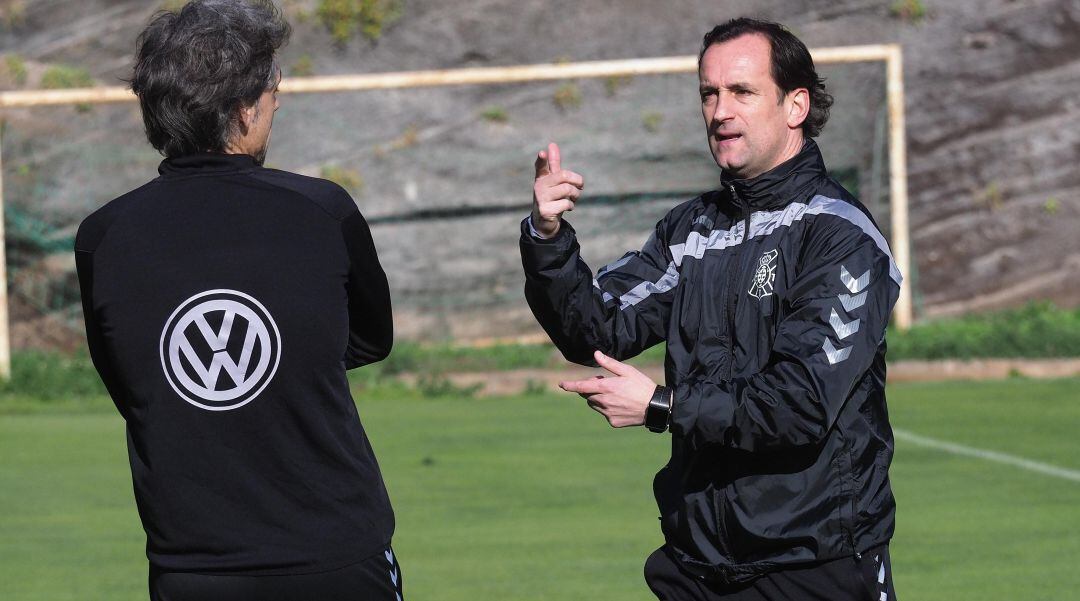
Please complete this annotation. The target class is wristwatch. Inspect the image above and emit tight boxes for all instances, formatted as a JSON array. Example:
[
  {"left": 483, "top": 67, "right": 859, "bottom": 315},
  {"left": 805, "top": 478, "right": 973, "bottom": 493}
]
[{"left": 645, "top": 385, "right": 672, "bottom": 433}]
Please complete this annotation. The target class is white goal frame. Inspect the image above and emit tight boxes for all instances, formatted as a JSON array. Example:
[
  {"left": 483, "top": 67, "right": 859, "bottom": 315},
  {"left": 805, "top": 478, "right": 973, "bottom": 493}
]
[{"left": 0, "top": 45, "right": 911, "bottom": 378}]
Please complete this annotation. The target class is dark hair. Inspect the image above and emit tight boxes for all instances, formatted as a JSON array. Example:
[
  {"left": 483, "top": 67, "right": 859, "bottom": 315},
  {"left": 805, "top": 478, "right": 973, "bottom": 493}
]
[
  {"left": 699, "top": 18, "right": 833, "bottom": 137},
  {"left": 130, "top": 0, "right": 290, "bottom": 158}
]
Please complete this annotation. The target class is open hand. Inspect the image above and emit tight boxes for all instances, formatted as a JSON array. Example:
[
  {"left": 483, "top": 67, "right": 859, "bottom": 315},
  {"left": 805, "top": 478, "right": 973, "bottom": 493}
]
[
  {"left": 531, "top": 142, "right": 585, "bottom": 238},
  {"left": 559, "top": 350, "right": 657, "bottom": 428}
]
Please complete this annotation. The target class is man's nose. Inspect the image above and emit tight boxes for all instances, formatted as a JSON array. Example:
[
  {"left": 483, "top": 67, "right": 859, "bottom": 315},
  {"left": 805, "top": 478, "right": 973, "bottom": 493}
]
[{"left": 709, "top": 93, "right": 734, "bottom": 127}]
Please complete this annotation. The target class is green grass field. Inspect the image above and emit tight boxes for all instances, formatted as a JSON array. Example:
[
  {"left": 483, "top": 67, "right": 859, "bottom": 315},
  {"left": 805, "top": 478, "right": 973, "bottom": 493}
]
[{"left": 1, "top": 378, "right": 1078, "bottom": 600}]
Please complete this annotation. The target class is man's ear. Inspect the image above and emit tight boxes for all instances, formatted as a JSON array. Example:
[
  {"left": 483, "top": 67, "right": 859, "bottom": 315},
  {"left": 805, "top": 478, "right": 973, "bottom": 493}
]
[
  {"left": 786, "top": 88, "right": 810, "bottom": 130},
  {"left": 235, "top": 102, "right": 256, "bottom": 136}
]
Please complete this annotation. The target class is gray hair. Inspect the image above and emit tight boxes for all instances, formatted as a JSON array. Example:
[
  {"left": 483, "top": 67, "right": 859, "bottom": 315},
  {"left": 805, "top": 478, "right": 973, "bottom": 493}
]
[{"left": 130, "top": 0, "right": 290, "bottom": 157}]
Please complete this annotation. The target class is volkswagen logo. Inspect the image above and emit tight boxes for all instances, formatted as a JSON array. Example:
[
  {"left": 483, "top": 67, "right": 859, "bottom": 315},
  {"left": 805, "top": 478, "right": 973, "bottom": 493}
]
[{"left": 159, "top": 289, "right": 282, "bottom": 411}]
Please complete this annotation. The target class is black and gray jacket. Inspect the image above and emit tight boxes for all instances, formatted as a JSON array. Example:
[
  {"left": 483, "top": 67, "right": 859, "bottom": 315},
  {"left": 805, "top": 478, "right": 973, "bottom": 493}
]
[{"left": 520, "top": 140, "right": 900, "bottom": 584}]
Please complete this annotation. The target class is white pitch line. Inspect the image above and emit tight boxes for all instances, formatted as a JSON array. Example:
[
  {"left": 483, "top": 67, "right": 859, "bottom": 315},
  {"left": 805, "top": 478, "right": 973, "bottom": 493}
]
[{"left": 893, "top": 428, "right": 1080, "bottom": 483}]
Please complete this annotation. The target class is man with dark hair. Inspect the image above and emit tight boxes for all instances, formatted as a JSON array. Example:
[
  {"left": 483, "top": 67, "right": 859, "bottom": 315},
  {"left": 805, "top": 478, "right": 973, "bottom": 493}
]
[
  {"left": 521, "top": 17, "right": 899, "bottom": 600},
  {"left": 75, "top": 1, "right": 403, "bottom": 599}
]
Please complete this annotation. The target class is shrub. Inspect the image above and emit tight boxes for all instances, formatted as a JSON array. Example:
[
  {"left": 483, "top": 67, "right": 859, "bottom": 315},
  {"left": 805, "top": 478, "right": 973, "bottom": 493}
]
[
  {"left": 479, "top": 106, "right": 508, "bottom": 123},
  {"left": 390, "top": 125, "right": 419, "bottom": 150},
  {"left": 291, "top": 54, "right": 315, "bottom": 77},
  {"left": 0, "top": 0, "right": 26, "bottom": 29},
  {"left": 40, "top": 64, "right": 94, "bottom": 89},
  {"left": 316, "top": 0, "right": 403, "bottom": 44},
  {"left": 887, "top": 302, "right": 1080, "bottom": 360},
  {"left": 603, "top": 74, "right": 633, "bottom": 97},
  {"left": 553, "top": 82, "right": 582, "bottom": 111},
  {"left": 890, "top": 0, "right": 926, "bottom": 22},
  {"left": 0, "top": 351, "right": 106, "bottom": 401},
  {"left": 320, "top": 165, "right": 364, "bottom": 193},
  {"left": 3, "top": 54, "right": 28, "bottom": 86},
  {"left": 642, "top": 111, "right": 663, "bottom": 133}
]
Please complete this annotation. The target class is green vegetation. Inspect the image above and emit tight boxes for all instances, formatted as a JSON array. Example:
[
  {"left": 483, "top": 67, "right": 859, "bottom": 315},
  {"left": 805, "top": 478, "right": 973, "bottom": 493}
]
[
  {"left": 1044, "top": 197, "right": 1060, "bottom": 215},
  {"left": 288, "top": 0, "right": 313, "bottom": 25},
  {"left": 641, "top": 111, "right": 663, "bottom": 133},
  {"left": 890, "top": 0, "right": 927, "bottom": 22},
  {"left": 0, "top": 0, "right": 26, "bottom": 29},
  {"left": 290, "top": 53, "right": 315, "bottom": 77},
  {"left": 320, "top": 164, "right": 364, "bottom": 193},
  {"left": 603, "top": 74, "right": 633, "bottom": 97},
  {"left": 316, "top": 0, "right": 403, "bottom": 44},
  {"left": 977, "top": 180, "right": 1004, "bottom": 211},
  {"left": 160, "top": 0, "right": 188, "bottom": 11},
  {"left": 479, "top": 106, "right": 509, "bottom": 123},
  {"left": 40, "top": 64, "right": 94, "bottom": 89},
  {"left": 390, "top": 124, "right": 419, "bottom": 150},
  {"left": 553, "top": 82, "right": 582, "bottom": 111},
  {"left": 887, "top": 302, "right": 1080, "bottom": 360},
  {"left": 0, "top": 351, "right": 105, "bottom": 400},
  {"left": 2, "top": 378, "right": 1078, "bottom": 599},
  {"left": 2, "top": 302, "right": 1079, "bottom": 412},
  {"left": 2, "top": 54, "right": 27, "bottom": 86}
]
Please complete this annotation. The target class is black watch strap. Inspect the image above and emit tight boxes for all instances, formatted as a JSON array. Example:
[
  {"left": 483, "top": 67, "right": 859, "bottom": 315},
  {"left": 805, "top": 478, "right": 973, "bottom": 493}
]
[{"left": 645, "top": 385, "right": 672, "bottom": 433}]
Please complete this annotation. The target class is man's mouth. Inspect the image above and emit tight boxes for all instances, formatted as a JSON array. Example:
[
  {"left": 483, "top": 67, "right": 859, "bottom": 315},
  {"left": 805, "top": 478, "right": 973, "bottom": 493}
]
[{"left": 714, "top": 132, "right": 742, "bottom": 144}]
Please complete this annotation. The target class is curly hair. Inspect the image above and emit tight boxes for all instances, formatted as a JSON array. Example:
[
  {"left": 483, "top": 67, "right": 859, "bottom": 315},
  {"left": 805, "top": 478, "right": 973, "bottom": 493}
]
[
  {"left": 699, "top": 18, "right": 833, "bottom": 138},
  {"left": 130, "top": 0, "right": 290, "bottom": 158}
]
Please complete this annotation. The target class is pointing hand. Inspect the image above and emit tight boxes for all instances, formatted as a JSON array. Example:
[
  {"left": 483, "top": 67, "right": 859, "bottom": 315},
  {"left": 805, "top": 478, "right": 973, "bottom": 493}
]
[
  {"left": 559, "top": 350, "right": 657, "bottom": 428},
  {"left": 531, "top": 142, "right": 585, "bottom": 238}
]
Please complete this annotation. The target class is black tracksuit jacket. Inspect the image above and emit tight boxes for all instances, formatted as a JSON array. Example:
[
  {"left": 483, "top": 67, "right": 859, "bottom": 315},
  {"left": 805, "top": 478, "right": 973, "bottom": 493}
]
[
  {"left": 75, "top": 153, "right": 395, "bottom": 575},
  {"left": 521, "top": 140, "right": 900, "bottom": 584}
]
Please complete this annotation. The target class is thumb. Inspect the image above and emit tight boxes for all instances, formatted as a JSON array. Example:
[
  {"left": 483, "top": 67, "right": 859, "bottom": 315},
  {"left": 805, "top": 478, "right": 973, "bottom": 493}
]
[
  {"left": 594, "top": 349, "right": 629, "bottom": 376},
  {"left": 534, "top": 149, "right": 550, "bottom": 179},
  {"left": 547, "top": 141, "right": 562, "bottom": 174}
]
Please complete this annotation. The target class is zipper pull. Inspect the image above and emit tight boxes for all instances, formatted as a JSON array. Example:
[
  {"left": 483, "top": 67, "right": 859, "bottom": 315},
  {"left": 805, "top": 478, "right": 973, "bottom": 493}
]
[{"left": 729, "top": 184, "right": 750, "bottom": 242}]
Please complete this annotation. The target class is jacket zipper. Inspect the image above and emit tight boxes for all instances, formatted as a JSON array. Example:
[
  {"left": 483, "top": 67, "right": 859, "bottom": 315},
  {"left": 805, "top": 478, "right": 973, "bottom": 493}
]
[{"left": 724, "top": 184, "right": 750, "bottom": 381}]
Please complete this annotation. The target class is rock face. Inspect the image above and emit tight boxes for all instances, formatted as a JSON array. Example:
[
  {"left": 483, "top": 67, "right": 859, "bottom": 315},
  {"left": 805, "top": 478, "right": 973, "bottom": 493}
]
[{"left": 0, "top": 0, "right": 1077, "bottom": 344}]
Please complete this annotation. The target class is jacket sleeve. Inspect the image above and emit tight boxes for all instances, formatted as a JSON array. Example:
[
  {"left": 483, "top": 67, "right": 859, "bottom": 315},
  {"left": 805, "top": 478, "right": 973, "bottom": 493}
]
[
  {"left": 670, "top": 218, "right": 901, "bottom": 452},
  {"left": 74, "top": 244, "right": 130, "bottom": 418},
  {"left": 341, "top": 207, "right": 393, "bottom": 369},
  {"left": 520, "top": 216, "right": 676, "bottom": 365}
]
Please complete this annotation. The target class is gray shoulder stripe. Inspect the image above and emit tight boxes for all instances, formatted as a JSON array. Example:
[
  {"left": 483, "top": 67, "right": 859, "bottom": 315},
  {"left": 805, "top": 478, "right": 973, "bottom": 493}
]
[
  {"left": 596, "top": 253, "right": 636, "bottom": 279},
  {"left": 595, "top": 195, "right": 901, "bottom": 312},
  {"left": 805, "top": 196, "right": 903, "bottom": 287},
  {"left": 616, "top": 260, "right": 680, "bottom": 309}
]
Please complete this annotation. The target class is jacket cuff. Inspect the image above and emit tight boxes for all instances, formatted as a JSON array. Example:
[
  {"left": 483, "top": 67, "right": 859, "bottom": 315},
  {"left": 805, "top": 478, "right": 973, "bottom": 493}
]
[
  {"left": 669, "top": 380, "right": 701, "bottom": 439},
  {"left": 669, "top": 379, "right": 734, "bottom": 446},
  {"left": 520, "top": 216, "right": 572, "bottom": 245},
  {"left": 520, "top": 216, "right": 578, "bottom": 273}
]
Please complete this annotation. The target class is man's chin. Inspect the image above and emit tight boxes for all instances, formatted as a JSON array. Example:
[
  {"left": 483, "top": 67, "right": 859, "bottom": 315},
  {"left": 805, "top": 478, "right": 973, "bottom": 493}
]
[{"left": 713, "top": 156, "right": 748, "bottom": 179}]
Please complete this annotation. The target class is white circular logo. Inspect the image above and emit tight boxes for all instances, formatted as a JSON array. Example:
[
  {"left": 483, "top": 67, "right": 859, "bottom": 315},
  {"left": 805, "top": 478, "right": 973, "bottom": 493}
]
[{"left": 159, "top": 289, "right": 282, "bottom": 411}]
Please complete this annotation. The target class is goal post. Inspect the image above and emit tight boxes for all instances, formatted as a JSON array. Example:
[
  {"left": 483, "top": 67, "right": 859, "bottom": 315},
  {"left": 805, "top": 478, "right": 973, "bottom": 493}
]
[{"left": 0, "top": 45, "right": 911, "bottom": 377}]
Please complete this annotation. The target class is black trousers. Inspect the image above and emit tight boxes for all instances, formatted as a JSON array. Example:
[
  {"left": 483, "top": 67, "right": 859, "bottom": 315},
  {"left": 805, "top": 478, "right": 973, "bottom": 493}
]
[
  {"left": 645, "top": 545, "right": 896, "bottom": 601},
  {"left": 149, "top": 547, "right": 404, "bottom": 601}
]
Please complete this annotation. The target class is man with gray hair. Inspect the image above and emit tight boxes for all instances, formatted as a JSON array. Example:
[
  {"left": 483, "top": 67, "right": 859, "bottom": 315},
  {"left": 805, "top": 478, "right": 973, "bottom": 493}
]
[{"left": 75, "top": 2, "right": 403, "bottom": 599}]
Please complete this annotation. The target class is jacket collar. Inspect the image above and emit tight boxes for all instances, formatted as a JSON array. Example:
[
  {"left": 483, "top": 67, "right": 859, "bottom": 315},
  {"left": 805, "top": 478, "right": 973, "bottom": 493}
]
[
  {"left": 158, "top": 152, "right": 258, "bottom": 177},
  {"left": 719, "top": 139, "right": 828, "bottom": 211}
]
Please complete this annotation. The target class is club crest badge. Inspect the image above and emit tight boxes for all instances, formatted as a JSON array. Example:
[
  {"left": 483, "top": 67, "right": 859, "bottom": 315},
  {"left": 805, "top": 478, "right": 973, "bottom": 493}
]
[{"left": 748, "top": 249, "right": 779, "bottom": 299}]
